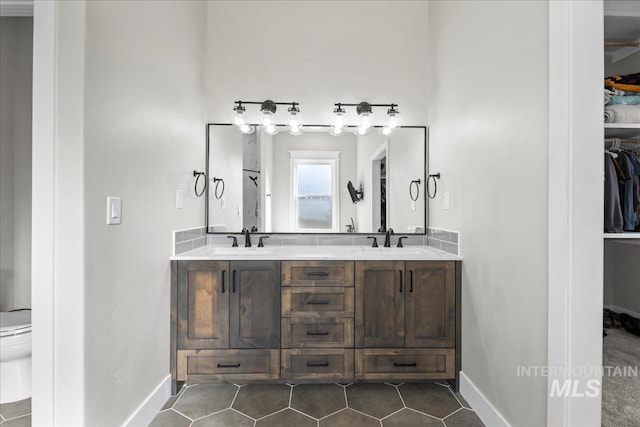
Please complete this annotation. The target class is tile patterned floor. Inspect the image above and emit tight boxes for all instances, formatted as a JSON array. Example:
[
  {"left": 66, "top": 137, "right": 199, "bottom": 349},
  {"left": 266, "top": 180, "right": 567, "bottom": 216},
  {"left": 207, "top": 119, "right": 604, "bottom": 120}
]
[
  {"left": 0, "top": 398, "right": 31, "bottom": 426},
  {"left": 151, "top": 382, "right": 484, "bottom": 427}
]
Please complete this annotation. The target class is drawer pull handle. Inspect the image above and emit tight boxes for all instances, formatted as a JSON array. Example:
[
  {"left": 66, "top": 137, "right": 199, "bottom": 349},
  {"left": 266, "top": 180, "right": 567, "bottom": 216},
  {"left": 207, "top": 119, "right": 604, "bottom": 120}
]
[
  {"left": 232, "top": 270, "right": 237, "bottom": 293},
  {"left": 410, "top": 270, "right": 413, "bottom": 293},
  {"left": 221, "top": 270, "right": 226, "bottom": 293},
  {"left": 306, "top": 301, "right": 330, "bottom": 305},
  {"left": 307, "top": 362, "right": 330, "bottom": 367},
  {"left": 306, "top": 271, "right": 330, "bottom": 277},
  {"left": 217, "top": 363, "right": 241, "bottom": 368},
  {"left": 393, "top": 362, "right": 417, "bottom": 367},
  {"left": 306, "top": 331, "right": 329, "bottom": 336}
]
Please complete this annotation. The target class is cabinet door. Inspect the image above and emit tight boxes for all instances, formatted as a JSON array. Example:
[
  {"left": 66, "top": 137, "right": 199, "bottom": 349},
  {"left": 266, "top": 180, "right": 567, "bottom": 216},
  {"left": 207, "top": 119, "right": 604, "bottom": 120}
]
[
  {"left": 177, "top": 261, "right": 229, "bottom": 349},
  {"left": 355, "top": 261, "right": 405, "bottom": 347},
  {"left": 405, "top": 261, "right": 455, "bottom": 347},
  {"left": 229, "top": 261, "right": 280, "bottom": 348}
]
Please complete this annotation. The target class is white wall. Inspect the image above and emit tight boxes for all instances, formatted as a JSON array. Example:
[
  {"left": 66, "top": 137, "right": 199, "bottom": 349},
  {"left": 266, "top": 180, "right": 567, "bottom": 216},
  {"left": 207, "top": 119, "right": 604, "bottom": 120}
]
[
  {"left": 427, "top": 1, "right": 549, "bottom": 425},
  {"left": 206, "top": 1, "right": 429, "bottom": 126},
  {"left": 271, "top": 131, "right": 357, "bottom": 232},
  {"left": 82, "top": 1, "right": 207, "bottom": 425},
  {"left": 0, "top": 16, "right": 32, "bottom": 311},
  {"left": 208, "top": 125, "right": 243, "bottom": 231},
  {"left": 356, "top": 132, "right": 385, "bottom": 233}
]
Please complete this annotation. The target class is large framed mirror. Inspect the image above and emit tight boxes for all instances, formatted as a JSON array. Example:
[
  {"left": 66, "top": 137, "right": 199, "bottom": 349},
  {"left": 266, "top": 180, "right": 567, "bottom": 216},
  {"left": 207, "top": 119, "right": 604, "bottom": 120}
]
[{"left": 206, "top": 124, "right": 427, "bottom": 234}]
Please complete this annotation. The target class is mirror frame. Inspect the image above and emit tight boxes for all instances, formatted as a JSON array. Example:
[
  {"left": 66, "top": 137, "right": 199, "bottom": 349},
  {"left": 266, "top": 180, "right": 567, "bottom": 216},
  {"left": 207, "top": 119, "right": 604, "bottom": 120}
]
[{"left": 205, "top": 123, "right": 428, "bottom": 235}]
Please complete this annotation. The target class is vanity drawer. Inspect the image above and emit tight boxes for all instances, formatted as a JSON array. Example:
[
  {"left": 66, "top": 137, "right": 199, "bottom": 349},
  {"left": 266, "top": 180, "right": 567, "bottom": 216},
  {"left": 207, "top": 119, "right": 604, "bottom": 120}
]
[
  {"left": 282, "top": 318, "right": 354, "bottom": 348},
  {"left": 282, "top": 287, "right": 354, "bottom": 317},
  {"left": 282, "top": 261, "right": 354, "bottom": 287},
  {"left": 355, "top": 348, "right": 455, "bottom": 380},
  {"left": 282, "top": 349, "right": 354, "bottom": 381},
  {"left": 177, "top": 349, "right": 279, "bottom": 381}
]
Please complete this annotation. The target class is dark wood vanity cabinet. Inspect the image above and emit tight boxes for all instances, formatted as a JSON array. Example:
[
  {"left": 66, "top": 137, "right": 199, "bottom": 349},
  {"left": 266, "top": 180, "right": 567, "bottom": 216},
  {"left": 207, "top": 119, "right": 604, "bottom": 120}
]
[
  {"left": 229, "top": 260, "right": 281, "bottom": 348},
  {"left": 281, "top": 261, "right": 355, "bottom": 381},
  {"left": 173, "top": 260, "right": 280, "bottom": 388},
  {"left": 355, "top": 261, "right": 457, "bottom": 380},
  {"left": 171, "top": 258, "right": 460, "bottom": 391}
]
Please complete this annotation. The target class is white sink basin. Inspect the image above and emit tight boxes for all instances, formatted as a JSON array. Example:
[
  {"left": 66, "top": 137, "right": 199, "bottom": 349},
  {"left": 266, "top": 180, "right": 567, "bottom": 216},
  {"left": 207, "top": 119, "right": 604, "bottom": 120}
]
[
  {"left": 206, "top": 247, "right": 273, "bottom": 256},
  {"left": 360, "top": 247, "right": 431, "bottom": 256}
]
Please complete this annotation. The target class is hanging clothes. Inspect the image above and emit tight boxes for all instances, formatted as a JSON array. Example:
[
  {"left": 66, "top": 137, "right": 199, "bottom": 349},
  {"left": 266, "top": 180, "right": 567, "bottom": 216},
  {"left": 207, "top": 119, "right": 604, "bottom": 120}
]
[
  {"left": 604, "top": 148, "right": 640, "bottom": 232},
  {"left": 604, "top": 153, "right": 624, "bottom": 233}
]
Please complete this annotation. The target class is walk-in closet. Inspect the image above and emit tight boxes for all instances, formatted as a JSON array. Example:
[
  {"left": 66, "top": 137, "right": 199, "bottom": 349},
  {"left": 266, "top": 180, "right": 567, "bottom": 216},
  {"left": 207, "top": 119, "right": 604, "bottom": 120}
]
[{"left": 601, "top": 2, "right": 640, "bottom": 426}]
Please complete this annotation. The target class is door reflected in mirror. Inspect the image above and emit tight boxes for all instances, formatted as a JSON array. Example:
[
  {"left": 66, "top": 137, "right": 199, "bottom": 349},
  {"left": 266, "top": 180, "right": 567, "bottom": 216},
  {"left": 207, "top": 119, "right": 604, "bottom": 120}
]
[{"left": 207, "top": 124, "right": 427, "bottom": 234}]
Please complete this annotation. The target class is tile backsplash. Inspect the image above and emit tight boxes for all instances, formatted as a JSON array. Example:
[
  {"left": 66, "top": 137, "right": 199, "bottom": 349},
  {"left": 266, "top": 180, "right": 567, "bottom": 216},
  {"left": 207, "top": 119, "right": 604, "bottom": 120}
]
[
  {"left": 174, "top": 227, "right": 459, "bottom": 256},
  {"left": 173, "top": 226, "right": 207, "bottom": 255},
  {"left": 426, "top": 227, "right": 460, "bottom": 255}
]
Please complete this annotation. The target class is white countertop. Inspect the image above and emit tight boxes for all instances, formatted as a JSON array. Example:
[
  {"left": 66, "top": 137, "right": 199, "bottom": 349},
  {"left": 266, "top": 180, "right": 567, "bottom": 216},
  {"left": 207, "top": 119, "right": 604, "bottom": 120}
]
[{"left": 171, "top": 244, "right": 462, "bottom": 261}]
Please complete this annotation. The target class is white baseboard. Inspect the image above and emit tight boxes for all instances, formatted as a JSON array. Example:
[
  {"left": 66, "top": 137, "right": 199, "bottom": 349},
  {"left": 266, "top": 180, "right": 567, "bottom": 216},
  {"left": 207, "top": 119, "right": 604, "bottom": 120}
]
[
  {"left": 604, "top": 304, "right": 640, "bottom": 320},
  {"left": 121, "top": 374, "right": 171, "bottom": 427},
  {"left": 460, "top": 371, "right": 511, "bottom": 427}
]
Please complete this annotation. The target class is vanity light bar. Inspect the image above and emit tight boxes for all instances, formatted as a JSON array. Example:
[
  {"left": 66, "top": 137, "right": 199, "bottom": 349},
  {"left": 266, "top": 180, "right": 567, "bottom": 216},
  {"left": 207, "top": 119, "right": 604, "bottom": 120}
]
[
  {"left": 232, "top": 100, "right": 302, "bottom": 136},
  {"left": 331, "top": 102, "right": 402, "bottom": 136}
]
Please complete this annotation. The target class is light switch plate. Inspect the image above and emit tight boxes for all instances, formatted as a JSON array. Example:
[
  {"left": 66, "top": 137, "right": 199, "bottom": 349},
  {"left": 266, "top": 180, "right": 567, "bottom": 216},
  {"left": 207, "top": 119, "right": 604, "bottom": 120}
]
[
  {"left": 443, "top": 192, "right": 451, "bottom": 210},
  {"left": 175, "top": 190, "right": 184, "bottom": 209},
  {"left": 107, "top": 196, "right": 122, "bottom": 225}
]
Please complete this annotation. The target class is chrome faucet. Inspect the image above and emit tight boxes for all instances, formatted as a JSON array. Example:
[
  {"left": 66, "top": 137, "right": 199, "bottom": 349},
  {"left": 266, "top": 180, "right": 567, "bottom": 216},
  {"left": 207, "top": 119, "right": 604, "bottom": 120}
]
[
  {"left": 383, "top": 228, "right": 394, "bottom": 247},
  {"left": 242, "top": 228, "right": 252, "bottom": 247}
]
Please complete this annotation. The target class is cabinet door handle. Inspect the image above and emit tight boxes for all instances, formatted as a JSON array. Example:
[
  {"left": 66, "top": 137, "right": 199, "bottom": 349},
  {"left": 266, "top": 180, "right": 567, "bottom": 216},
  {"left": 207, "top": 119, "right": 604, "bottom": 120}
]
[
  {"left": 306, "top": 331, "right": 329, "bottom": 336},
  {"left": 306, "top": 301, "right": 330, "bottom": 305},
  {"left": 221, "top": 270, "right": 226, "bottom": 293},
  {"left": 410, "top": 270, "right": 413, "bottom": 293},
  {"left": 232, "top": 270, "right": 236, "bottom": 293},
  {"left": 399, "top": 270, "right": 403, "bottom": 293},
  {"left": 217, "top": 363, "right": 240, "bottom": 368},
  {"left": 306, "top": 271, "right": 330, "bottom": 277},
  {"left": 307, "top": 362, "right": 329, "bottom": 367},
  {"left": 393, "top": 362, "right": 417, "bottom": 367}
]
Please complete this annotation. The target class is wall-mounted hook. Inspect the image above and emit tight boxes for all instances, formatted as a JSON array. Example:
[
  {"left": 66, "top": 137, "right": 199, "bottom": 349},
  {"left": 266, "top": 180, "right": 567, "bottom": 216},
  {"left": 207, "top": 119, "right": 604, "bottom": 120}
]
[
  {"left": 427, "top": 173, "right": 440, "bottom": 199},
  {"left": 409, "top": 179, "right": 421, "bottom": 201},
  {"left": 193, "top": 170, "right": 207, "bottom": 197},
  {"left": 211, "top": 177, "right": 225, "bottom": 199}
]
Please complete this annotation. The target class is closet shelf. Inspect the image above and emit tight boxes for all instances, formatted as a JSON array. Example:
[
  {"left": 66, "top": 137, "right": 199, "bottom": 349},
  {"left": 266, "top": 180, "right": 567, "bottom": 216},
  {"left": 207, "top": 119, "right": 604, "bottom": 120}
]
[
  {"left": 604, "top": 124, "right": 640, "bottom": 139},
  {"left": 604, "top": 233, "right": 640, "bottom": 240},
  {"left": 604, "top": 7, "right": 640, "bottom": 63}
]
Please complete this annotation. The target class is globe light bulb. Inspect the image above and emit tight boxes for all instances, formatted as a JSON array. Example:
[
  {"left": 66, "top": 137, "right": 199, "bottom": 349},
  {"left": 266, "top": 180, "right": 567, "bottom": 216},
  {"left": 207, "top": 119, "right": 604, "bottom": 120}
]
[
  {"left": 330, "top": 107, "right": 346, "bottom": 136},
  {"left": 287, "top": 105, "right": 303, "bottom": 135}
]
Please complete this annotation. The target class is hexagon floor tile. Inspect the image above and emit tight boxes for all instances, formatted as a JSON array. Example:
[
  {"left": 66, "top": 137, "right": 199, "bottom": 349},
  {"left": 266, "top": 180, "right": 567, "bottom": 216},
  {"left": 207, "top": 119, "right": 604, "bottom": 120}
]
[
  {"left": 443, "top": 408, "right": 485, "bottom": 427},
  {"left": 232, "top": 384, "right": 291, "bottom": 419},
  {"left": 346, "top": 383, "right": 403, "bottom": 419},
  {"left": 255, "top": 408, "right": 316, "bottom": 427},
  {"left": 319, "top": 408, "right": 379, "bottom": 427},
  {"left": 156, "top": 382, "right": 485, "bottom": 426},
  {"left": 290, "top": 383, "right": 346, "bottom": 419},
  {"left": 172, "top": 383, "right": 238, "bottom": 419},
  {"left": 191, "top": 409, "right": 253, "bottom": 427},
  {"left": 148, "top": 409, "right": 191, "bottom": 427},
  {"left": 398, "top": 383, "right": 462, "bottom": 418},
  {"left": 383, "top": 408, "right": 444, "bottom": 426}
]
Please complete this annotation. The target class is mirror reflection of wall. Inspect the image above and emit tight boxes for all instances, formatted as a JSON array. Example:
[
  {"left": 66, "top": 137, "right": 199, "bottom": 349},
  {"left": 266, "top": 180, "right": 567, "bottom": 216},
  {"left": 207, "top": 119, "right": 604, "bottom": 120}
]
[
  {"left": 242, "top": 132, "right": 260, "bottom": 231},
  {"left": 207, "top": 125, "right": 426, "bottom": 234}
]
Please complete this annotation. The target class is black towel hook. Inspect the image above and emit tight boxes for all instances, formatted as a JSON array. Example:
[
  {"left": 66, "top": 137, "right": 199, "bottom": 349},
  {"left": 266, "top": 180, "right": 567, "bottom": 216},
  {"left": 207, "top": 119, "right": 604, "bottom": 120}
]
[
  {"left": 409, "top": 179, "right": 421, "bottom": 201},
  {"left": 193, "top": 170, "right": 207, "bottom": 197},
  {"left": 427, "top": 173, "right": 440, "bottom": 199},
  {"left": 212, "top": 177, "right": 225, "bottom": 199}
]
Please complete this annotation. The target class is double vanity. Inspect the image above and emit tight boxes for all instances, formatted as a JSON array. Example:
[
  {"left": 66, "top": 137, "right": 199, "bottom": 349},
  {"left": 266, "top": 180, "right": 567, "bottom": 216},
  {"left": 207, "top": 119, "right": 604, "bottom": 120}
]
[{"left": 170, "top": 243, "right": 461, "bottom": 394}]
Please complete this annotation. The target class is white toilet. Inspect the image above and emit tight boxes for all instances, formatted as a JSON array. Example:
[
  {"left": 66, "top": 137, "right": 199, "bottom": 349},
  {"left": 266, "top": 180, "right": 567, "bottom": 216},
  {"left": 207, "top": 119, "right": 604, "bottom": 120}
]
[{"left": 0, "top": 310, "right": 32, "bottom": 404}]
